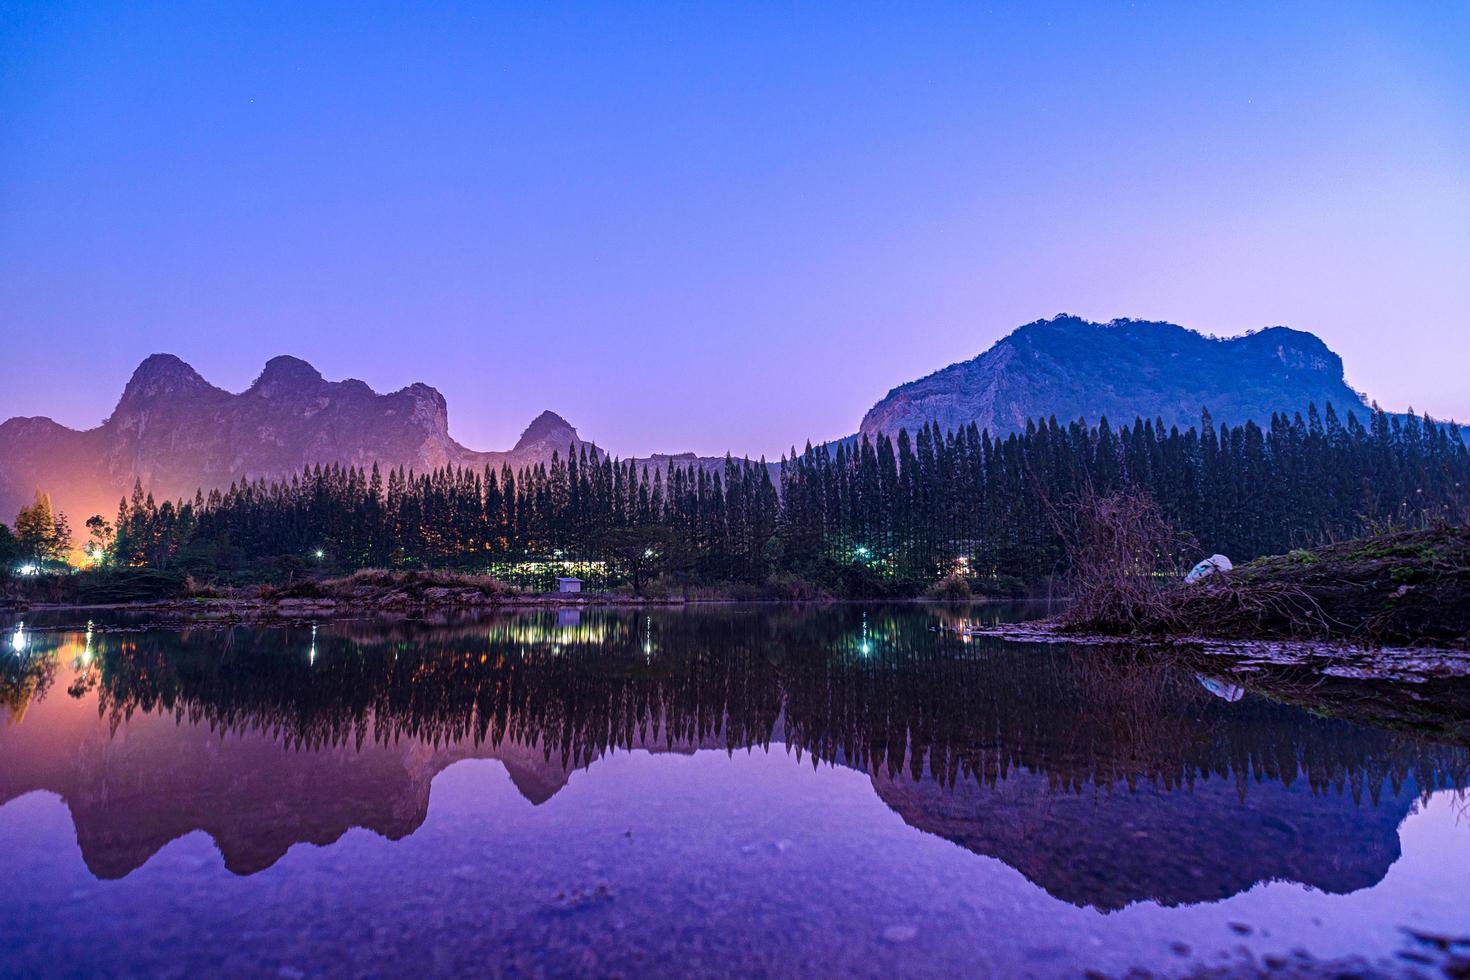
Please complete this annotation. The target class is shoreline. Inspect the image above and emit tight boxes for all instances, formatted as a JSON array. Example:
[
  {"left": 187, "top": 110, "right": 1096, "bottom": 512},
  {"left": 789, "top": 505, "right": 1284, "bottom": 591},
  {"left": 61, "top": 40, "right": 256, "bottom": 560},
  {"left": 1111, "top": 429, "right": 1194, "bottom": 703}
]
[
  {"left": 2, "top": 592, "right": 1052, "bottom": 625},
  {"left": 1050, "top": 526, "right": 1470, "bottom": 652},
  {"left": 956, "top": 619, "right": 1470, "bottom": 680}
]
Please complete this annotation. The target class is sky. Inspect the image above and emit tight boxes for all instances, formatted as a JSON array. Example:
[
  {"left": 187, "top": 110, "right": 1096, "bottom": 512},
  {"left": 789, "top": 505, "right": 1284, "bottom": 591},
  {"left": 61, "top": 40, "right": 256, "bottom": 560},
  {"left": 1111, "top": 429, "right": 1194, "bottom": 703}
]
[{"left": 2, "top": 2, "right": 1467, "bottom": 459}]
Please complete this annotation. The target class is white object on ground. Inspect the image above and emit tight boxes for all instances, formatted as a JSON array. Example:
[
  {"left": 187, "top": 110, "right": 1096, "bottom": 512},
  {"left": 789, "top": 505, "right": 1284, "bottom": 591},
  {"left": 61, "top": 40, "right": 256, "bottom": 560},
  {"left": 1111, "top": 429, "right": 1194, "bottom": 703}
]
[
  {"left": 1197, "top": 674, "right": 1245, "bottom": 702},
  {"left": 1185, "top": 554, "right": 1232, "bottom": 583}
]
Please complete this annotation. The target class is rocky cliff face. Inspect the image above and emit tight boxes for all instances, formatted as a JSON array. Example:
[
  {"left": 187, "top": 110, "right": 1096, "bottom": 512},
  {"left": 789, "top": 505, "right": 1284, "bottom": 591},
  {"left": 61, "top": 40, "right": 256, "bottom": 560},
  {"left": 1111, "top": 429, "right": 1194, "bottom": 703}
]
[
  {"left": 0, "top": 356, "right": 594, "bottom": 531},
  {"left": 0, "top": 318, "right": 1393, "bottom": 529},
  {"left": 102, "top": 353, "right": 469, "bottom": 493},
  {"left": 508, "top": 409, "right": 585, "bottom": 460},
  {"left": 859, "top": 315, "right": 1372, "bottom": 440}
]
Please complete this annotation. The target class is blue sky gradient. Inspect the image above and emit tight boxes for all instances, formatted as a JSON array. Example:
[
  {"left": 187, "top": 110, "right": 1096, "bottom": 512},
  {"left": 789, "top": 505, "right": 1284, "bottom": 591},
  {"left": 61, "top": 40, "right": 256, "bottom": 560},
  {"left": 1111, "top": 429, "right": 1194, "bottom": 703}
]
[{"left": 2, "top": 2, "right": 1467, "bottom": 457}]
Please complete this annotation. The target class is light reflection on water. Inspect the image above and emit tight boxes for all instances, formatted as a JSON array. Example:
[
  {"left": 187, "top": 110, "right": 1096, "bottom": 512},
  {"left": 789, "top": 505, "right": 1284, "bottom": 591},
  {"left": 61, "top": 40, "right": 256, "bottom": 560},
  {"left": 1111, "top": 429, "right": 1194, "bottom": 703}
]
[{"left": 0, "top": 604, "right": 1467, "bottom": 978}]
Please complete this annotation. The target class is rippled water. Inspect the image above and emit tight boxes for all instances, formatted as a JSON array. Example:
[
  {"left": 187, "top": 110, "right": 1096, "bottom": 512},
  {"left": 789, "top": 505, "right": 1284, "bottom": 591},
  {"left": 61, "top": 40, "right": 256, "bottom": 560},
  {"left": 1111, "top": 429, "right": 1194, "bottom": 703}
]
[{"left": 1, "top": 605, "right": 1467, "bottom": 978}]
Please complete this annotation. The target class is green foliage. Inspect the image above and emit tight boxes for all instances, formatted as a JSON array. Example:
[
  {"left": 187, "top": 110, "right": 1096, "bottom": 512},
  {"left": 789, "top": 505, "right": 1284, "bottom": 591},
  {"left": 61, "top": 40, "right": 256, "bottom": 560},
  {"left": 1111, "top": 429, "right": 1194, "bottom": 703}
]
[
  {"left": 1349, "top": 540, "right": 1443, "bottom": 562},
  {"left": 1389, "top": 564, "right": 1422, "bottom": 585}
]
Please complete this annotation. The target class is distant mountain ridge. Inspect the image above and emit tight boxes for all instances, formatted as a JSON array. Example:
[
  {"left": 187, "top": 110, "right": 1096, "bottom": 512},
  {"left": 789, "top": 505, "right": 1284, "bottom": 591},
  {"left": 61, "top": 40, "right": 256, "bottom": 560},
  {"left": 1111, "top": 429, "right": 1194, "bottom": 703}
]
[
  {"left": 0, "top": 316, "right": 1432, "bottom": 529},
  {"left": 0, "top": 354, "right": 606, "bottom": 533},
  {"left": 859, "top": 315, "right": 1374, "bottom": 440}
]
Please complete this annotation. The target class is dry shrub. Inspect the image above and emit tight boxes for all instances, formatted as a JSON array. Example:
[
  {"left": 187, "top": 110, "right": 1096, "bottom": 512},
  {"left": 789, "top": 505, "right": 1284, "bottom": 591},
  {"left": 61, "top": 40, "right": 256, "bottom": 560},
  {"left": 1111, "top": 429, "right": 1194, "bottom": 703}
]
[
  {"left": 1055, "top": 488, "right": 1337, "bottom": 639},
  {"left": 1056, "top": 488, "right": 1193, "bottom": 633},
  {"left": 1160, "top": 574, "right": 1333, "bottom": 639},
  {"left": 265, "top": 568, "right": 519, "bottom": 600},
  {"left": 925, "top": 571, "right": 972, "bottom": 600},
  {"left": 182, "top": 575, "right": 221, "bottom": 598},
  {"left": 339, "top": 568, "right": 395, "bottom": 588},
  {"left": 349, "top": 568, "right": 518, "bottom": 596}
]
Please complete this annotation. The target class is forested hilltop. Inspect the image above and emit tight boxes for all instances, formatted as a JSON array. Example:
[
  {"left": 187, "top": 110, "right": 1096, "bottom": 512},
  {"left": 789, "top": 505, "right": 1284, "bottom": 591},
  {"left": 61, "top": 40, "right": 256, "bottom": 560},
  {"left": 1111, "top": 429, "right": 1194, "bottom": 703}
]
[{"left": 5, "top": 400, "right": 1465, "bottom": 600}]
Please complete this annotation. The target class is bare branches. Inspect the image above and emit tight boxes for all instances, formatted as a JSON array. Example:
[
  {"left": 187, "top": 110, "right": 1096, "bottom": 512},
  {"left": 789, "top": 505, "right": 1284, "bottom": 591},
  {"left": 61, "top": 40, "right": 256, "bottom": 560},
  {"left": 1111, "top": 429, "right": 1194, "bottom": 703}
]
[
  {"left": 1057, "top": 495, "right": 1469, "bottom": 646},
  {"left": 1055, "top": 488, "right": 1194, "bottom": 634}
]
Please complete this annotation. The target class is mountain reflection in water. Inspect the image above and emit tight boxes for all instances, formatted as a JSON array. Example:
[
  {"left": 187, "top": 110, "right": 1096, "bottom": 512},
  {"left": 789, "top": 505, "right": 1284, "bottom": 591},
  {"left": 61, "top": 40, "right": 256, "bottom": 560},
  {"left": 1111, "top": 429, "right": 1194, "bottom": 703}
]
[{"left": 1, "top": 606, "right": 1466, "bottom": 917}]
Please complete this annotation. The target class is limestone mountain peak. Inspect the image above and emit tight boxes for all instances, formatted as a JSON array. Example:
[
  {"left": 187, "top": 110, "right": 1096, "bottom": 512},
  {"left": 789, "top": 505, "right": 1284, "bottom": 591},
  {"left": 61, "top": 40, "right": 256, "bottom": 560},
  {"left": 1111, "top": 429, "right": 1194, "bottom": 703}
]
[
  {"left": 514, "top": 410, "right": 580, "bottom": 451},
  {"left": 115, "top": 353, "right": 216, "bottom": 406},
  {"left": 250, "top": 355, "right": 325, "bottom": 394}
]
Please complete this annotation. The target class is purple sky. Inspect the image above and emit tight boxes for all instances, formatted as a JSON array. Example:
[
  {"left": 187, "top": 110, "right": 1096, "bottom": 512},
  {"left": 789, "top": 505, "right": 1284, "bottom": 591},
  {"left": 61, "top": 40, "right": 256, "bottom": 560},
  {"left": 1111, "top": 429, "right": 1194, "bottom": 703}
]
[{"left": 2, "top": 2, "right": 1467, "bottom": 459}]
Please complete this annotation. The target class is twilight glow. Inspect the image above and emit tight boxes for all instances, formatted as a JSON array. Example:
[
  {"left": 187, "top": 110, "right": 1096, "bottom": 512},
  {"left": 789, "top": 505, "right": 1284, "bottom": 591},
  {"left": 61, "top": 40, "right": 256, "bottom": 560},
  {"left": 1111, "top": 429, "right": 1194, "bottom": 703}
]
[{"left": 2, "top": 2, "right": 1467, "bottom": 458}]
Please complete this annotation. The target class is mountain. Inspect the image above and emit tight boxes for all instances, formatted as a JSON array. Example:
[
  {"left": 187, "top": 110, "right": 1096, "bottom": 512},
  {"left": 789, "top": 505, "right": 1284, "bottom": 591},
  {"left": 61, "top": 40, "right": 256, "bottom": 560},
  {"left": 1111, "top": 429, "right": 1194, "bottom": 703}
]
[
  {"left": 870, "top": 764, "right": 1404, "bottom": 911},
  {"left": 0, "top": 317, "right": 1414, "bottom": 529},
  {"left": 859, "top": 315, "right": 1374, "bottom": 441},
  {"left": 0, "top": 356, "right": 614, "bottom": 530}
]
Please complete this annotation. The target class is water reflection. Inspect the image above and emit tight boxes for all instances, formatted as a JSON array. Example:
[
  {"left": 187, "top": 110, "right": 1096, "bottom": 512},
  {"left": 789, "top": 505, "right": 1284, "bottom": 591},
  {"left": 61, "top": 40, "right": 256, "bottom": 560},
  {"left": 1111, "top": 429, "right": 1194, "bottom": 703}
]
[{"left": 1, "top": 606, "right": 1465, "bottom": 912}]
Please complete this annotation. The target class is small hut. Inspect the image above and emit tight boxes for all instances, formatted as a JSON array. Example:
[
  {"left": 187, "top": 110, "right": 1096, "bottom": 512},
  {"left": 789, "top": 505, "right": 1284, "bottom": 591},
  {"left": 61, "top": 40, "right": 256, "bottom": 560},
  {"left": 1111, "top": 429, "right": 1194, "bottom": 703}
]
[{"left": 556, "top": 577, "right": 583, "bottom": 594}]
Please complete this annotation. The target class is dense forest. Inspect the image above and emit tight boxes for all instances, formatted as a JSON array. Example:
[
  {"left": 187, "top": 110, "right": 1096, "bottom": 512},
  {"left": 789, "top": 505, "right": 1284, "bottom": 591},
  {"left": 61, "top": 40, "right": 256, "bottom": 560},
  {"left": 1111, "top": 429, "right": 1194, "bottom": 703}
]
[{"left": 4, "top": 402, "right": 1467, "bottom": 594}]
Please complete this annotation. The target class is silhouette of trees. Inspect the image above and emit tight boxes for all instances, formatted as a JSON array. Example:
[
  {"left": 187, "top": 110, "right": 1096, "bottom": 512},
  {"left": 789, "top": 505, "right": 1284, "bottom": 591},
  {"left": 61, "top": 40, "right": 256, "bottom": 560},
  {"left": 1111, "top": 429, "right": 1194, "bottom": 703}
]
[{"left": 88, "top": 402, "right": 1467, "bottom": 592}]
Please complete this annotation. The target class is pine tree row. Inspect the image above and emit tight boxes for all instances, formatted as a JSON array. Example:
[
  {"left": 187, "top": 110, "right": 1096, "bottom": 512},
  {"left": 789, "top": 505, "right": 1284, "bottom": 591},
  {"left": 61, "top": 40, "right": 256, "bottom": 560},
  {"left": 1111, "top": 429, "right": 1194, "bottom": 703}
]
[{"left": 84, "top": 402, "right": 1467, "bottom": 590}]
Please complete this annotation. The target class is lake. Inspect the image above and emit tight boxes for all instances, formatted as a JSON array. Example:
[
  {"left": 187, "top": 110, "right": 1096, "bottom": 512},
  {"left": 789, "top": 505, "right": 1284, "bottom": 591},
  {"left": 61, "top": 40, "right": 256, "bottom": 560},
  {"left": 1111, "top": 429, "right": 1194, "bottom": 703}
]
[{"left": 1, "top": 605, "right": 1467, "bottom": 978}]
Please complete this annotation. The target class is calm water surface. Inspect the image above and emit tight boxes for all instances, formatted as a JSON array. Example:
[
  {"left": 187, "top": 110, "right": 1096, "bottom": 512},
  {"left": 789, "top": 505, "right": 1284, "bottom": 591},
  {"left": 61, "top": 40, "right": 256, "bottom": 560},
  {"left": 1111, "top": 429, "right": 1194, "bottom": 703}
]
[{"left": 1, "top": 605, "right": 1467, "bottom": 978}]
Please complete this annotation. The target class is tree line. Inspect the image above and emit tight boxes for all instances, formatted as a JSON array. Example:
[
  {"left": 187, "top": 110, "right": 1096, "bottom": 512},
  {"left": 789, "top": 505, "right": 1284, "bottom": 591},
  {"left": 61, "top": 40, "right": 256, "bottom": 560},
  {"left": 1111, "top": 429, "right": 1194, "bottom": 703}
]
[
  {"left": 0, "top": 491, "right": 73, "bottom": 569},
  {"left": 5, "top": 402, "right": 1467, "bottom": 592}
]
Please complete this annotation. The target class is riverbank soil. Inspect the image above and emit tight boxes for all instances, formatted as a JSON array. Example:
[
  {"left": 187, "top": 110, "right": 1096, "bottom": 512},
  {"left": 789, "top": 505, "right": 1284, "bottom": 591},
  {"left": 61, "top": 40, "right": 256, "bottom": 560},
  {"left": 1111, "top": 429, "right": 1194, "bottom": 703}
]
[{"left": 1068, "top": 527, "right": 1470, "bottom": 647}]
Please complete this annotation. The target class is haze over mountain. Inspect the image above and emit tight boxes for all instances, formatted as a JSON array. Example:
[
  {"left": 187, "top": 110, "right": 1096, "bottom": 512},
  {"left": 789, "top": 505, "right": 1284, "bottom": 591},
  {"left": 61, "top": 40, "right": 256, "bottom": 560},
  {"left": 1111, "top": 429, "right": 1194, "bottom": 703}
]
[{"left": 0, "top": 316, "right": 1415, "bottom": 529}]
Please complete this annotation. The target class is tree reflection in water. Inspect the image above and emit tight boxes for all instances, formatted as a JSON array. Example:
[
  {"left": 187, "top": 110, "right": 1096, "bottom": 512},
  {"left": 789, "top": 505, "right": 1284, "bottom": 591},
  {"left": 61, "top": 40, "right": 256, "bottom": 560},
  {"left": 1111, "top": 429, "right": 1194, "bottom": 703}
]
[{"left": 1, "top": 606, "right": 1465, "bottom": 908}]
